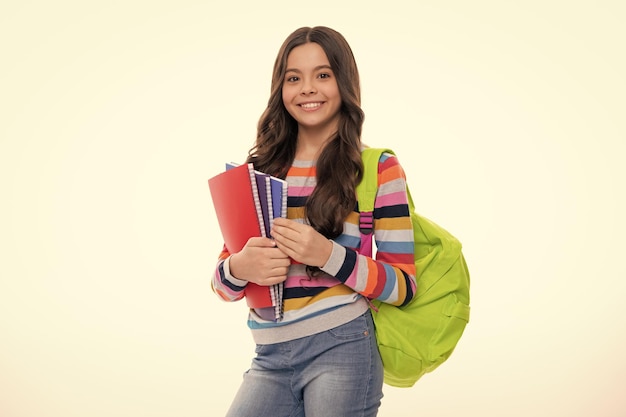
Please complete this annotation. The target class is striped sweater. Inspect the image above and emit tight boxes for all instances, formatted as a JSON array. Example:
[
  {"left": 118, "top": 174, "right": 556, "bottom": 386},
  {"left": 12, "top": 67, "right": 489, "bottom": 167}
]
[{"left": 212, "top": 152, "right": 417, "bottom": 344}]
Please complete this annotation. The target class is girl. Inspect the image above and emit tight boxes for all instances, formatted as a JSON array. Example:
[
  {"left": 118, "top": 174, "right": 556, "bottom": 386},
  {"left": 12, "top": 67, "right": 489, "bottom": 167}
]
[{"left": 212, "top": 26, "right": 417, "bottom": 417}]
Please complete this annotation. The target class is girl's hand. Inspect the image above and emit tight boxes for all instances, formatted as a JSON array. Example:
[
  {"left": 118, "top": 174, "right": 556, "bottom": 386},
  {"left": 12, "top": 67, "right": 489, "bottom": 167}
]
[
  {"left": 229, "top": 237, "right": 290, "bottom": 286},
  {"left": 271, "top": 217, "right": 333, "bottom": 268}
]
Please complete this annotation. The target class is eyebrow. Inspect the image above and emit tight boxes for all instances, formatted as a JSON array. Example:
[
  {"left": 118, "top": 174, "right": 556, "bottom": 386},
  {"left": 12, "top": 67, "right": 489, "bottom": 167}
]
[{"left": 285, "top": 64, "right": 333, "bottom": 73}]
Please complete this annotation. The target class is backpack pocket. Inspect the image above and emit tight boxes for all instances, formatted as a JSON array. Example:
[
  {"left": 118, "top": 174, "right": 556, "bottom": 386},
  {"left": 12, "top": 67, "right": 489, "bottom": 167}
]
[{"left": 427, "top": 293, "right": 470, "bottom": 370}]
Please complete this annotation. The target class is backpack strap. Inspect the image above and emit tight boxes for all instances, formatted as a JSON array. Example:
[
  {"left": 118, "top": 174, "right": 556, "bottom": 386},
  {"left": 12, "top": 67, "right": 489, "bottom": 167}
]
[{"left": 356, "top": 148, "right": 396, "bottom": 257}]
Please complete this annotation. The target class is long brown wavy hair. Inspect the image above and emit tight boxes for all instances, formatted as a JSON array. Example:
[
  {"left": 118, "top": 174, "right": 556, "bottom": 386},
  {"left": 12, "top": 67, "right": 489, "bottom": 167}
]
[{"left": 246, "top": 26, "right": 365, "bottom": 239}]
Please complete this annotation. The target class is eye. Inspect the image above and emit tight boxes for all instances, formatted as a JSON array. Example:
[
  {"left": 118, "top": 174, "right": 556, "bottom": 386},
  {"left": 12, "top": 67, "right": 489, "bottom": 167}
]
[
  {"left": 285, "top": 75, "right": 299, "bottom": 83},
  {"left": 318, "top": 72, "right": 331, "bottom": 79}
]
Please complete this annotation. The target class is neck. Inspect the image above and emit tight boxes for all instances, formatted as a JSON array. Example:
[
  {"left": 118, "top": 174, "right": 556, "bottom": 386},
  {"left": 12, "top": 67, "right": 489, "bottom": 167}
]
[{"left": 295, "top": 127, "right": 337, "bottom": 161}]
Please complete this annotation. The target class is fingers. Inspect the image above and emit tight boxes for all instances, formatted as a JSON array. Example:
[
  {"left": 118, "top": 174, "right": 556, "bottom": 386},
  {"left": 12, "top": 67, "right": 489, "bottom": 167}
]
[
  {"left": 271, "top": 217, "right": 292, "bottom": 227},
  {"left": 272, "top": 221, "right": 306, "bottom": 257},
  {"left": 252, "top": 259, "right": 290, "bottom": 286},
  {"left": 232, "top": 220, "right": 330, "bottom": 282},
  {"left": 258, "top": 263, "right": 290, "bottom": 285},
  {"left": 259, "top": 276, "right": 287, "bottom": 286},
  {"left": 230, "top": 237, "right": 290, "bottom": 284},
  {"left": 255, "top": 249, "right": 290, "bottom": 285},
  {"left": 246, "top": 236, "right": 279, "bottom": 248},
  {"left": 271, "top": 218, "right": 302, "bottom": 245},
  {"left": 271, "top": 217, "right": 305, "bottom": 236},
  {"left": 271, "top": 220, "right": 332, "bottom": 267}
]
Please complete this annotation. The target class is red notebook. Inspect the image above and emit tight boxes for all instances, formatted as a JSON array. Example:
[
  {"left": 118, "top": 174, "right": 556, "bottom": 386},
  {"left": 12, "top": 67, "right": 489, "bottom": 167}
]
[{"left": 208, "top": 163, "right": 275, "bottom": 309}]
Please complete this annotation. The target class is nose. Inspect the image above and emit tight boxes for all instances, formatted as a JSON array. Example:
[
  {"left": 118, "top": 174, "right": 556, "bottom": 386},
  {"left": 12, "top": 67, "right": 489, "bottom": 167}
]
[{"left": 300, "top": 79, "right": 316, "bottom": 95}]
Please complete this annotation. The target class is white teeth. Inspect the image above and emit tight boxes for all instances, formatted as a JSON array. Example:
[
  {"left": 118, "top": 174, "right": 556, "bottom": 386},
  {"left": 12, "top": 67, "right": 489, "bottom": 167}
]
[{"left": 301, "top": 102, "right": 321, "bottom": 109}]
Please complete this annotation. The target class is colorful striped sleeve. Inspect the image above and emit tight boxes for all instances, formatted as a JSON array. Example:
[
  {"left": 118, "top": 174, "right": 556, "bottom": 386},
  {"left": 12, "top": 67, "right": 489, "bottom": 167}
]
[
  {"left": 211, "top": 245, "right": 247, "bottom": 302},
  {"left": 321, "top": 153, "right": 417, "bottom": 306}
]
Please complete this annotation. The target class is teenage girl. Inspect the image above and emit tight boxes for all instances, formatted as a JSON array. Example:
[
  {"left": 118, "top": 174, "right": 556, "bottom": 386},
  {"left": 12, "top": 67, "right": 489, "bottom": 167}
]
[{"left": 212, "top": 26, "right": 417, "bottom": 417}]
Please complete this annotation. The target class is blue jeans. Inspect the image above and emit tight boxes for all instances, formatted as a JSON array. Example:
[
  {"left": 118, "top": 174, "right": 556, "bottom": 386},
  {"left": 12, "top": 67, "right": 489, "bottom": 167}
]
[{"left": 225, "top": 310, "right": 384, "bottom": 417}]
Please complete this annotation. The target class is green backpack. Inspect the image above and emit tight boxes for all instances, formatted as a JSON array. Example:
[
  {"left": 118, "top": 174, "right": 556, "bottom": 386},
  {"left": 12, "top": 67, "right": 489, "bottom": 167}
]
[{"left": 356, "top": 148, "right": 471, "bottom": 388}]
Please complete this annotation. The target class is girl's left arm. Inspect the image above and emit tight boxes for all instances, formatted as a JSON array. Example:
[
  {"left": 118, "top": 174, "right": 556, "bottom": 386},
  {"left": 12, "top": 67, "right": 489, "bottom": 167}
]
[{"left": 320, "top": 153, "right": 417, "bottom": 307}]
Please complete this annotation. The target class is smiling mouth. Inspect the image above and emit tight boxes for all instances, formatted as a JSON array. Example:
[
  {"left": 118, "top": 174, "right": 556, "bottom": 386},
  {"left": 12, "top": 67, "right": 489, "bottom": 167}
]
[{"left": 299, "top": 102, "right": 323, "bottom": 110}]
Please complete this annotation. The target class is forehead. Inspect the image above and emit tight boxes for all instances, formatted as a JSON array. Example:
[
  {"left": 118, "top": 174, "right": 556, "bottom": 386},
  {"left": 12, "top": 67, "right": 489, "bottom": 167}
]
[{"left": 285, "top": 42, "right": 331, "bottom": 71}]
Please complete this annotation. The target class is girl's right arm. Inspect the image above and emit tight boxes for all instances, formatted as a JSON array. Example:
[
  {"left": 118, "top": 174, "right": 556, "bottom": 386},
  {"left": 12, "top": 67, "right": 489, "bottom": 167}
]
[
  {"left": 211, "top": 238, "right": 291, "bottom": 302},
  {"left": 211, "top": 246, "right": 247, "bottom": 302}
]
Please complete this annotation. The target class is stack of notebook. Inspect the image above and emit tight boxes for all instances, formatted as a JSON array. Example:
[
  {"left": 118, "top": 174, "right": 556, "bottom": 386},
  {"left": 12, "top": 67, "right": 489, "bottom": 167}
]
[{"left": 208, "top": 162, "right": 288, "bottom": 321}]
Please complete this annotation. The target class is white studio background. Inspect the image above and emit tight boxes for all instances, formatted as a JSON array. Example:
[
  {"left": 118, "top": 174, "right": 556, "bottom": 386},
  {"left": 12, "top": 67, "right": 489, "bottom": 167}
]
[{"left": 1, "top": 1, "right": 624, "bottom": 416}]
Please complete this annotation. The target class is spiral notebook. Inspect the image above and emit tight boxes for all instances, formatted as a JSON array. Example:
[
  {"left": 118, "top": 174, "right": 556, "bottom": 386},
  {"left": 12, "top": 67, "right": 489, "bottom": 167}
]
[{"left": 208, "top": 162, "right": 287, "bottom": 321}]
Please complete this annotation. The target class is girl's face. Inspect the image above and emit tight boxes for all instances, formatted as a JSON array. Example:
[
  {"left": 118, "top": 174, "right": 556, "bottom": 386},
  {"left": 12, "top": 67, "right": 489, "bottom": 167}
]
[{"left": 282, "top": 42, "right": 342, "bottom": 139}]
